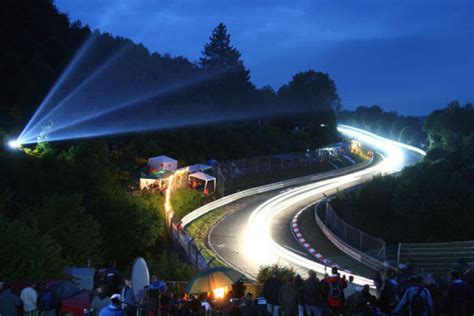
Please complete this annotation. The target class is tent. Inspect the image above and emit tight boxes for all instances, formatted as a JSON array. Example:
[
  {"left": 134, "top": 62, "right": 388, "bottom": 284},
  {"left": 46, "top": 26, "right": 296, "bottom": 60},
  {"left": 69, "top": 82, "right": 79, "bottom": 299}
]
[
  {"left": 148, "top": 155, "right": 178, "bottom": 172},
  {"left": 189, "top": 171, "right": 216, "bottom": 192},
  {"left": 140, "top": 169, "right": 174, "bottom": 190},
  {"left": 187, "top": 164, "right": 212, "bottom": 174}
]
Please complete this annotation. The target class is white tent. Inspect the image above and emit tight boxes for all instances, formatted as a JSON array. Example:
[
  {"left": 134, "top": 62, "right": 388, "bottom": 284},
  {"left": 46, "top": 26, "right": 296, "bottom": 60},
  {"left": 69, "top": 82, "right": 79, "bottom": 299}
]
[
  {"left": 148, "top": 155, "right": 177, "bottom": 171},
  {"left": 189, "top": 171, "right": 216, "bottom": 192},
  {"left": 187, "top": 164, "right": 212, "bottom": 173}
]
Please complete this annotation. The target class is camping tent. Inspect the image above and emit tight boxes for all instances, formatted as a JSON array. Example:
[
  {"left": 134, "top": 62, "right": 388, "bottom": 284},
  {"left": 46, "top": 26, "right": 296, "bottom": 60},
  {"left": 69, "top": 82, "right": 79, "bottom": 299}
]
[
  {"left": 148, "top": 155, "right": 178, "bottom": 172},
  {"left": 189, "top": 171, "right": 216, "bottom": 192}
]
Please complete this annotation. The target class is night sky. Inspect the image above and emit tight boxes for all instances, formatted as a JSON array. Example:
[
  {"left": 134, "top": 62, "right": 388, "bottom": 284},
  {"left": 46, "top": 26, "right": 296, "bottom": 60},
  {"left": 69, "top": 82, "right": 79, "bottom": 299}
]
[{"left": 55, "top": 0, "right": 473, "bottom": 116}]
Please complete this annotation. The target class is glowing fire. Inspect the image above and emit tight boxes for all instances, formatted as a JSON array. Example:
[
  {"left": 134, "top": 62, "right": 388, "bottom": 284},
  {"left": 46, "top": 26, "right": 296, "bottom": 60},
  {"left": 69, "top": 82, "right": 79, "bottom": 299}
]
[{"left": 213, "top": 287, "right": 226, "bottom": 299}]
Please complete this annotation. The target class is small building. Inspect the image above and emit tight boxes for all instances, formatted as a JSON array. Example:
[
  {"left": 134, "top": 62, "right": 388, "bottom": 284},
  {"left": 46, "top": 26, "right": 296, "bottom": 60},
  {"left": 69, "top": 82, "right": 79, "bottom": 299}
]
[{"left": 148, "top": 155, "right": 178, "bottom": 172}]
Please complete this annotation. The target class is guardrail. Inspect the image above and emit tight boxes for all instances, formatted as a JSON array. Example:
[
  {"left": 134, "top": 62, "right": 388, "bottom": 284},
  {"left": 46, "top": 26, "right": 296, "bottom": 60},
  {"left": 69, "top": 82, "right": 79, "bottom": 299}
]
[
  {"left": 181, "top": 157, "right": 373, "bottom": 227},
  {"left": 173, "top": 156, "right": 373, "bottom": 270},
  {"left": 315, "top": 202, "right": 391, "bottom": 271}
]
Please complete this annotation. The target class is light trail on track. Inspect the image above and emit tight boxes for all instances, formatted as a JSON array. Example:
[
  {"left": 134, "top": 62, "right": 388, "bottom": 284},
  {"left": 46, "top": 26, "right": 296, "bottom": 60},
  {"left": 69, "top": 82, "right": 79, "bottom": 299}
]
[{"left": 205, "top": 125, "right": 425, "bottom": 285}]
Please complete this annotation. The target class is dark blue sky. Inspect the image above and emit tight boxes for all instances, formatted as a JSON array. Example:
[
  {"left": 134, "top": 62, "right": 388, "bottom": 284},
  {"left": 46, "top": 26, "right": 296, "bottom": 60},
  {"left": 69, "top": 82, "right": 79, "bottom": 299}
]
[{"left": 55, "top": 0, "right": 473, "bottom": 115}]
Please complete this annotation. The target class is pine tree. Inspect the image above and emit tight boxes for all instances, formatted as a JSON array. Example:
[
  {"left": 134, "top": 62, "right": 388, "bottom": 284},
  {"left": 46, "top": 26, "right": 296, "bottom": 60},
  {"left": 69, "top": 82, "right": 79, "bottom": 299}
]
[{"left": 200, "top": 23, "right": 254, "bottom": 99}]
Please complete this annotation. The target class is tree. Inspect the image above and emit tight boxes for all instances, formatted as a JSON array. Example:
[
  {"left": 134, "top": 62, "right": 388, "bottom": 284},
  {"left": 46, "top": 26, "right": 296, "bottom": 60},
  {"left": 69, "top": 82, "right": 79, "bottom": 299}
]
[
  {"left": 146, "top": 251, "right": 197, "bottom": 281},
  {"left": 170, "top": 188, "right": 208, "bottom": 220},
  {"left": 36, "top": 194, "right": 103, "bottom": 267},
  {"left": 0, "top": 218, "right": 66, "bottom": 280},
  {"left": 200, "top": 23, "right": 254, "bottom": 103},
  {"left": 278, "top": 70, "right": 340, "bottom": 112}
]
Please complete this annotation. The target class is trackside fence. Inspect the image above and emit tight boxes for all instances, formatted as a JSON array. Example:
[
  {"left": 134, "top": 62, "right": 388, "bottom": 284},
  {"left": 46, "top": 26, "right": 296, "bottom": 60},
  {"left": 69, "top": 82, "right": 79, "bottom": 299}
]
[
  {"left": 169, "top": 221, "right": 209, "bottom": 269},
  {"left": 316, "top": 202, "right": 474, "bottom": 275},
  {"left": 398, "top": 241, "right": 474, "bottom": 275},
  {"left": 171, "top": 153, "right": 374, "bottom": 270}
]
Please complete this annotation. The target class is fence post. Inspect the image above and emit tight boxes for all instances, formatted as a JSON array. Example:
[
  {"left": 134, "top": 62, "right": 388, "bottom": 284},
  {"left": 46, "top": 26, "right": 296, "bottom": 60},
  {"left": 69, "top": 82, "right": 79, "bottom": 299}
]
[
  {"left": 397, "top": 243, "right": 402, "bottom": 266},
  {"left": 197, "top": 248, "right": 204, "bottom": 267},
  {"left": 325, "top": 201, "right": 329, "bottom": 226},
  {"left": 187, "top": 238, "right": 194, "bottom": 258}
]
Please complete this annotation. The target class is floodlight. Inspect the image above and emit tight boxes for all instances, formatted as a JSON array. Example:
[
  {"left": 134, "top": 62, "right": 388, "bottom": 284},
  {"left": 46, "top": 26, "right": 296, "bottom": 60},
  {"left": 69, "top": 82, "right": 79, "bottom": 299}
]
[{"left": 8, "top": 140, "right": 21, "bottom": 149}]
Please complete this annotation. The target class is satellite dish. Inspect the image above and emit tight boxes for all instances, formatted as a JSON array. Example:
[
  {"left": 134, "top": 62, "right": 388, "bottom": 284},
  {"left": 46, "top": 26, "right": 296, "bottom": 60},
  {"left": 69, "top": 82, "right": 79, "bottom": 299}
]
[{"left": 131, "top": 257, "right": 150, "bottom": 303}]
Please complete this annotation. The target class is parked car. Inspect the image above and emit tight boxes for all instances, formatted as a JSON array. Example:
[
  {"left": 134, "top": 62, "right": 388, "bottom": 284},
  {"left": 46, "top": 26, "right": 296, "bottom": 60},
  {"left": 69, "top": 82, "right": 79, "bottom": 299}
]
[{"left": 6, "top": 280, "right": 92, "bottom": 315}]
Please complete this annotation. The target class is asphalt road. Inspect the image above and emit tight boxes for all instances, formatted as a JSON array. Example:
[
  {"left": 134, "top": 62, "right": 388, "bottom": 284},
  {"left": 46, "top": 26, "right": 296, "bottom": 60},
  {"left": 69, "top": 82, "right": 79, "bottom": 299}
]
[{"left": 207, "top": 126, "right": 424, "bottom": 284}]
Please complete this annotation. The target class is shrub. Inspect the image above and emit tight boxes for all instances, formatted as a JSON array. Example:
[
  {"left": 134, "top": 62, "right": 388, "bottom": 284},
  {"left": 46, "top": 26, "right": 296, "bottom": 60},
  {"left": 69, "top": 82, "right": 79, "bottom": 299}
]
[{"left": 256, "top": 264, "right": 295, "bottom": 285}]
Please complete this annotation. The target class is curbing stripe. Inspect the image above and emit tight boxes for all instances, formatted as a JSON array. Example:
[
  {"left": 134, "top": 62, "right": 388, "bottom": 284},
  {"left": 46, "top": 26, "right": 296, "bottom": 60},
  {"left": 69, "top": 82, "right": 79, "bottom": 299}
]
[{"left": 290, "top": 207, "right": 352, "bottom": 273}]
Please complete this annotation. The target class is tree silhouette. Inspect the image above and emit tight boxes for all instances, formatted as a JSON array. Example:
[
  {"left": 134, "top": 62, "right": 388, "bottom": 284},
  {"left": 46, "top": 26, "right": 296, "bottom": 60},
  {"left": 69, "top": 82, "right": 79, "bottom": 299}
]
[
  {"left": 200, "top": 23, "right": 254, "bottom": 104},
  {"left": 278, "top": 70, "right": 340, "bottom": 112}
]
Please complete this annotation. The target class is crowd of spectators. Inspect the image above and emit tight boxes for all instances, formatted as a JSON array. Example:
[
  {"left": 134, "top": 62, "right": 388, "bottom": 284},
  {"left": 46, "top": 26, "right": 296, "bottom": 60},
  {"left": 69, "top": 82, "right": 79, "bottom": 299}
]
[
  {"left": 1, "top": 259, "right": 473, "bottom": 316},
  {"left": 261, "top": 263, "right": 474, "bottom": 316}
]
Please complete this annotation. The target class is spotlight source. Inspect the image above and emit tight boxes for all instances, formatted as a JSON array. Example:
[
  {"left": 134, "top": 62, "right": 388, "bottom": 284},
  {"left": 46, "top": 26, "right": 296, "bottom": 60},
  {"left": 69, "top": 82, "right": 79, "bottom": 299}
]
[{"left": 8, "top": 140, "right": 22, "bottom": 149}]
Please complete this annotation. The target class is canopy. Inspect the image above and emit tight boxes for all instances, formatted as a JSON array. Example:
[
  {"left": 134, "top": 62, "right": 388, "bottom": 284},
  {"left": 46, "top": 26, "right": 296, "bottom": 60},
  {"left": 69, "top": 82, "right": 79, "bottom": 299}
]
[
  {"left": 188, "top": 164, "right": 212, "bottom": 173},
  {"left": 185, "top": 267, "right": 243, "bottom": 294},
  {"left": 189, "top": 171, "right": 215, "bottom": 182}
]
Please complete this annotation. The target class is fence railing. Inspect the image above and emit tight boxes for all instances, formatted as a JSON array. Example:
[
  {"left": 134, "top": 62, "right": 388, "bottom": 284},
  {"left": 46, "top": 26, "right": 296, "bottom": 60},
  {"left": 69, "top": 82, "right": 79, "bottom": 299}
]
[
  {"left": 215, "top": 145, "right": 350, "bottom": 196},
  {"left": 170, "top": 221, "right": 209, "bottom": 269},
  {"left": 315, "top": 202, "right": 390, "bottom": 271},
  {"left": 321, "top": 203, "right": 386, "bottom": 256},
  {"left": 316, "top": 202, "right": 474, "bottom": 275},
  {"left": 398, "top": 241, "right": 474, "bottom": 275}
]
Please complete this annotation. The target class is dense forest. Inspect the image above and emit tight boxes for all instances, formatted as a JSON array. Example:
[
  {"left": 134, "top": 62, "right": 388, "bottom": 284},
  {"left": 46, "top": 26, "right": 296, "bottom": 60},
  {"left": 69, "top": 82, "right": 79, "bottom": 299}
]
[
  {"left": 0, "top": 0, "right": 341, "bottom": 279},
  {"left": 333, "top": 102, "right": 474, "bottom": 244}
]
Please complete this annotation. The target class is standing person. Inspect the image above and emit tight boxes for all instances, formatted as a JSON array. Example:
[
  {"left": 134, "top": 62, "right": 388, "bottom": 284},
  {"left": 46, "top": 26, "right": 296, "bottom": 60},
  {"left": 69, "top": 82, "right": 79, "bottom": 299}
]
[
  {"left": 263, "top": 274, "right": 283, "bottom": 316},
  {"left": 99, "top": 293, "right": 126, "bottom": 316},
  {"left": 37, "top": 283, "right": 55, "bottom": 316},
  {"left": 447, "top": 270, "right": 472, "bottom": 316},
  {"left": 121, "top": 279, "right": 136, "bottom": 316},
  {"left": 294, "top": 274, "right": 305, "bottom": 316},
  {"left": 379, "top": 269, "right": 400, "bottom": 315},
  {"left": 240, "top": 293, "right": 258, "bottom": 316},
  {"left": 303, "top": 270, "right": 324, "bottom": 316},
  {"left": 105, "top": 260, "right": 121, "bottom": 296},
  {"left": 394, "top": 275, "right": 433, "bottom": 316},
  {"left": 343, "top": 276, "right": 357, "bottom": 302},
  {"left": 20, "top": 284, "right": 38, "bottom": 316},
  {"left": 345, "top": 285, "right": 377, "bottom": 316},
  {"left": 0, "top": 283, "right": 22, "bottom": 316},
  {"left": 91, "top": 286, "right": 111, "bottom": 316},
  {"left": 323, "top": 267, "right": 347, "bottom": 316},
  {"left": 279, "top": 277, "right": 298, "bottom": 316}
]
